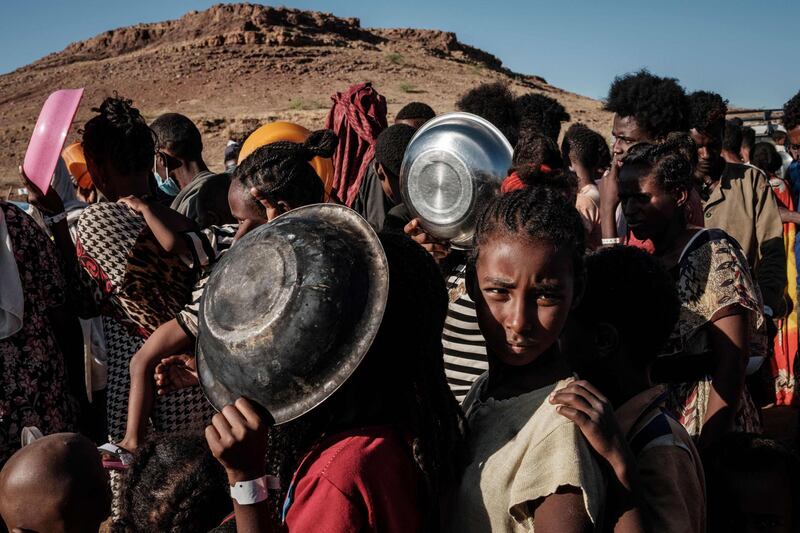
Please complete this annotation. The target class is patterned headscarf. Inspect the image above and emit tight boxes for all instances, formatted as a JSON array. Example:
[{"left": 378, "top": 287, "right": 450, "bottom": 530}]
[{"left": 324, "top": 83, "right": 387, "bottom": 206}]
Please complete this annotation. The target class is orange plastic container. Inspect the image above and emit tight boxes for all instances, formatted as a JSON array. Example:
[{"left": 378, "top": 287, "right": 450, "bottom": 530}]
[
  {"left": 239, "top": 122, "right": 334, "bottom": 197},
  {"left": 61, "top": 142, "right": 93, "bottom": 189}
]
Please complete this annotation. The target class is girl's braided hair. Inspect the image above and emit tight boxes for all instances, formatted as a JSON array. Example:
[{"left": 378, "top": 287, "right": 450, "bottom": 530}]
[
  {"left": 470, "top": 187, "right": 587, "bottom": 289},
  {"left": 112, "top": 434, "right": 231, "bottom": 533},
  {"left": 234, "top": 129, "right": 336, "bottom": 209},
  {"left": 621, "top": 133, "right": 696, "bottom": 195},
  {"left": 82, "top": 94, "right": 156, "bottom": 177}
]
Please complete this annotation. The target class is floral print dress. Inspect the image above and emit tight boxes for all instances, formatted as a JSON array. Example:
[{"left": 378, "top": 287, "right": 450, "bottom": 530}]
[
  {"left": 660, "top": 228, "right": 765, "bottom": 437},
  {"left": 0, "top": 202, "right": 77, "bottom": 465}
]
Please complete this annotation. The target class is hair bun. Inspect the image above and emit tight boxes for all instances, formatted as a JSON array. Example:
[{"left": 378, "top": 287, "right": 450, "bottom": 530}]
[{"left": 302, "top": 129, "right": 338, "bottom": 160}]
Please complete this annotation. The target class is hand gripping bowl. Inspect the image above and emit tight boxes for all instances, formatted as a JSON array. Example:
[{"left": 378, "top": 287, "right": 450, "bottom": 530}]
[
  {"left": 196, "top": 204, "right": 389, "bottom": 424},
  {"left": 400, "top": 112, "right": 513, "bottom": 249}
]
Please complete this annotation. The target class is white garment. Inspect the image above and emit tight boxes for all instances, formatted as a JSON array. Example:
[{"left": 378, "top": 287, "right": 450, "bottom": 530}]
[
  {"left": 0, "top": 207, "right": 24, "bottom": 339},
  {"left": 776, "top": 145, "right": 794, "bottom": 180}
]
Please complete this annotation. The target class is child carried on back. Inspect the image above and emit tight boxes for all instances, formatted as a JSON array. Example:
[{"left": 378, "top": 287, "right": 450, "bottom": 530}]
[{"left": 100, "top": 131, "right": 336, "bottom": 461}]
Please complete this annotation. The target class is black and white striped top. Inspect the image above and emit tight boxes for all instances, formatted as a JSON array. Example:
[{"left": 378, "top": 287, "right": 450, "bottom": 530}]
[
  {"left": 442, "top": 263, "right": 489, "bottom": 403},
  {"left": 176, "top": 224, "right": 238, "bottom": 339}
]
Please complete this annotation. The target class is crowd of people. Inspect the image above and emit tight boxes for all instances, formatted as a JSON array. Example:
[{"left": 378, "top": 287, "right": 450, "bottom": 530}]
[{"left": 1, "top": 71, "right": 800, "bottom": 532}]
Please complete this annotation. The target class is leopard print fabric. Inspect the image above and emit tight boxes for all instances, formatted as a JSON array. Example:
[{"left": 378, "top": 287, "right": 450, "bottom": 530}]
[{"left": 76, "top": 202, "right": 197, "bottom": 337}]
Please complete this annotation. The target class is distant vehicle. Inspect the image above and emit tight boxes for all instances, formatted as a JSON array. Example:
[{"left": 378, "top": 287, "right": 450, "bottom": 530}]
[{"left": 727, "top": 109, "right": 785, "bottom": 143}]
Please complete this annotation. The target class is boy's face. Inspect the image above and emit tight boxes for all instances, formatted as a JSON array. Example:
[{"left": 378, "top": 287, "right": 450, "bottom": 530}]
[
  {"left": 376, "top": 162, "right": 401, "bottom": 205},
  {"left": 611, "top": 114, "right": 651, "bottom": 162},
  {"left": 690, "top": 126, "right": 725, "bottom": 182}
]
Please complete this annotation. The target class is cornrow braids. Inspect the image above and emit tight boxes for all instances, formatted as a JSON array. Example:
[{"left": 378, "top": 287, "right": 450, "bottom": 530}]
[
  {"left": 234, "top": 129, "right": 336, "bottom": 208},
  {"left": 471, "top": 187, "right": 587, "bottom": 290},
  {"left": 112, "top": 434, "right": 231, "bottom": 532},
  {"left": 515, "top": 167, "right": 578, "bottom": 201},
  {"left": 561, "top": 123, "right": 612, "bottom": 171},
  {"left": 82, "top": 94, "right": 156, "bottom": 177},
  {"left": 621, "top": 134, "right": 695, "bottom": 195},
  {"left": 512, "top": 130, "right": 564, "bottom": 171}
]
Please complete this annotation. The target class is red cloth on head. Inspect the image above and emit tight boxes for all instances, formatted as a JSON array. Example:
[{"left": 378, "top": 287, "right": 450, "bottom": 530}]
[
  {"left": 324, "top": 83, "right": 388, "bottom": 206},
  {"left": 501, "top": 172, "right": 526, "bottom": 193},
  {"left": 500, "top": 164, "right": 553, "bottom": 194}
]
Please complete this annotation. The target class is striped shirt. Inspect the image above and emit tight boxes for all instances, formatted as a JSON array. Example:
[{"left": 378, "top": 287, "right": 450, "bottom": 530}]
[
  {"left": 442, "top": 263, "right": 489, "bottom": 403},
  {"left": 176, "top": 224, "right": 238, "bottom": 339}
]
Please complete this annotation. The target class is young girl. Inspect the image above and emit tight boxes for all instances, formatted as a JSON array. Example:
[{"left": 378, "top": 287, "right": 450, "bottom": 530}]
[
  {"left": 100, "top": 131, "right": 336, "bottom": 461},
  {"left": 449, "top": 187, "right": 606, "bottom": 532},
  {"left": 203, "top": 231, "right": 466, "bottom": 532}
]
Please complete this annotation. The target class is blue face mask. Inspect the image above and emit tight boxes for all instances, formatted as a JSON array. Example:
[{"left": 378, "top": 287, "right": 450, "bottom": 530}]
[
  {"left": 154, "top": 154, "right": 181, "bottom": 196},
  {"left": 155, "top": 171, "right": 181, "bottom": 196}
]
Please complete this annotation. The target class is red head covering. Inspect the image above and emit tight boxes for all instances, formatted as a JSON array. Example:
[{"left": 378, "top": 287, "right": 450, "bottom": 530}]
[{"left": 324, "top": 82, "right": 388, "bottom": 206}]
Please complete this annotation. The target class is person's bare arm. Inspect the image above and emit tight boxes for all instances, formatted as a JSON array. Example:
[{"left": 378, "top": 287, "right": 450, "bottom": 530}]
[
  {"left": 533, "top": 489, "right": 594, "bottom": 533},
  {"left": 701, "top": 310, "right": 749, "bottom": 448},
  {"left": 551, "top": 381, "right": 646, "bottom": 533},
  {"left": 599, "top": 163, "right": 622, "bottom": 242},
  {"left": 403, "top": 218, "right": 451, "bottom": 263},
  {"left": 118, "top": 196, "right": 197, "bottom": 256},
  {"left": 206, "top": 398, "right": 276, "bottom": 533},
  {"left": 778, "top": 206, "right": 800, "bottom": 225}
]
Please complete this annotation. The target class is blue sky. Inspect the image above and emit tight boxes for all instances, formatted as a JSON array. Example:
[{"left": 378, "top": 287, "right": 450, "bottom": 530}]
[{"left": 1, "top": 0, "right": 797, "bottom": 108}]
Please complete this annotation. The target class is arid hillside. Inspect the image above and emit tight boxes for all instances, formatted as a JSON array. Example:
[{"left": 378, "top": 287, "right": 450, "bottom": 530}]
[{"left": 0, "top": 3, "right": 612, "bottom": 189}]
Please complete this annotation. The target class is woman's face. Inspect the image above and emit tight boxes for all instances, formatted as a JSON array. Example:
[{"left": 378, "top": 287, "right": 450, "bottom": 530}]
[
  {"left": 619, "top": 165, "right": 680, "bottom": 241},
  {"left": 473, "top": 234, "right": 575, "bottom": 367}
]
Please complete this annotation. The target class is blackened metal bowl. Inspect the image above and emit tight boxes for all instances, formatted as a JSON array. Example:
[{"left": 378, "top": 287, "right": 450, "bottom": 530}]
[{"left": 196, "top": 204, "right": 389, "bottom": 424}]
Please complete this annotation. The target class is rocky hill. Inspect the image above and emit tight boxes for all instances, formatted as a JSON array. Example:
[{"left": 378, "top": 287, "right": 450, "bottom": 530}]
[{"left": 0, "top": 3, "right": 611, "bottom": 190}]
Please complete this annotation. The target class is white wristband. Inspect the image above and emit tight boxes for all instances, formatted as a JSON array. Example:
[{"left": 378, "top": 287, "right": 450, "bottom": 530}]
[
  {"left": 230, "top": 475, "right": 281, "bottom": 505},
  {"left": 601, "top": 237, "right": 621, "bottom": 246}
]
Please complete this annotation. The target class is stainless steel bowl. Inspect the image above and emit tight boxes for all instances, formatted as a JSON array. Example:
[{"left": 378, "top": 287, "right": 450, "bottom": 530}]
[{"left": 400, "top": 112, "right": 513, "bottom": 248}]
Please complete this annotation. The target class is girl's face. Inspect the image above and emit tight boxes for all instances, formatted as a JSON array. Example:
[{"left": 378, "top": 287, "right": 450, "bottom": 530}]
[
  {"left": 619, "top": 165, "right": 682, "bottom": 241},
  {"left": 473, "top": 234, "right": 576, "bottom": 367},
  {"left": 227, "top": 180, "right": 269, "bottom": 241}
]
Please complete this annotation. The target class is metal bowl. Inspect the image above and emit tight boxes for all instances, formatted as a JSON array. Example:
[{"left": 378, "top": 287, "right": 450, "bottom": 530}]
[
  {"left": 400, "top": 112, "right": 513, "bottom": 248},
  {"left": 196, "top": 204, "right": 389, "bottom": 424}
]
